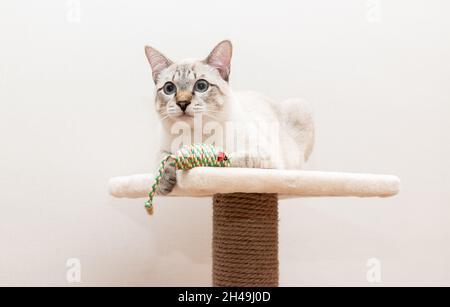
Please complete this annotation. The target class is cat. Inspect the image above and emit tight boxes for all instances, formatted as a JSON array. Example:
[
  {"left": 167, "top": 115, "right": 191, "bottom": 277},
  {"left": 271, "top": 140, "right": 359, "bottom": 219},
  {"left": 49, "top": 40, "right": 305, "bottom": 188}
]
[{"left": 145, "top": 40, "right": 314, "bottom": 195}]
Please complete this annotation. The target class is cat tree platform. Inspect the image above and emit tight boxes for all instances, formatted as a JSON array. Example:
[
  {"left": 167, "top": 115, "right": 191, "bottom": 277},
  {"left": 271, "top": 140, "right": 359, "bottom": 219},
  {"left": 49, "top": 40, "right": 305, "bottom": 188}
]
[
  {"left": 108, "top": 168, "right": 400, "bottom": 286},
  {"left": 109, "top": 168, "right": 400, "bottom": 199}
]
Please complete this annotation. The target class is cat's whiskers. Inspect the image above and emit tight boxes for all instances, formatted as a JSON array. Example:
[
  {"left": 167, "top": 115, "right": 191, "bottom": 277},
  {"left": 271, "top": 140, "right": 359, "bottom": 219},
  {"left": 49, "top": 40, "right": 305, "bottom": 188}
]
[
  {"left": 203, "top": 113, "right": 224, "bottom": 122},
  {"left": 159, "top": 114, "right": 170, "bottom": 121},
  {"left": 205, "top": 108, "right": 226, "bottom": 115}
]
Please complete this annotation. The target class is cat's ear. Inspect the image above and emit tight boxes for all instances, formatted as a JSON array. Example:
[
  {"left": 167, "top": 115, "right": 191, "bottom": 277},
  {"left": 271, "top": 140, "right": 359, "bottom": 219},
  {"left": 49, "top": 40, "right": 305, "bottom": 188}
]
[
  {"left": 145, "top": 46, "right": 173, "bottom": 83},
  {"left": 205, "top": 40, "right": 233, "bottom": 82}
]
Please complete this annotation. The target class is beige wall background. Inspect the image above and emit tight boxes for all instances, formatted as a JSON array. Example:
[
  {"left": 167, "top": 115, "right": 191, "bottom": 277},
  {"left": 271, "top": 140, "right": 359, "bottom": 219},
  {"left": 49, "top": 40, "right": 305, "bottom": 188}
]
[{"left": 1, "top": 0, "right": 449, "bottom": 286}]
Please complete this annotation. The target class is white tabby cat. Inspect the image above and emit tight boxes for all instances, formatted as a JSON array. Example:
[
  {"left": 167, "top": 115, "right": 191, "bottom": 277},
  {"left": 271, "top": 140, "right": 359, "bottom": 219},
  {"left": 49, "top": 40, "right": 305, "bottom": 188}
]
[{"left": 145, "top": 40, "right": 314, "bottom": 194}]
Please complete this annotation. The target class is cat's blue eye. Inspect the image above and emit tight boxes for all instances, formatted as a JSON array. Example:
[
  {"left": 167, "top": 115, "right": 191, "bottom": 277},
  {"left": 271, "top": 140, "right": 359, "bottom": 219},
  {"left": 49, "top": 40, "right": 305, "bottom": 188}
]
[
  {"left": 194, "top": 79, "right": 209, "bottom": 93},
  {"left": 163, "top": 82, "right": 177, "bottom": 95}
]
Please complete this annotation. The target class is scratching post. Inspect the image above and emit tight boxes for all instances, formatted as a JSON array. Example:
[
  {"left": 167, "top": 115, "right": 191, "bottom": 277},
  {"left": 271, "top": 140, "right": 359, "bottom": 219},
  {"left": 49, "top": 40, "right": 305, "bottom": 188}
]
[
  {"left": 213, "top": 193, "right": 278, "bottom": 287},
  {"left": 108, "top": 168, "right": 400, "bottom": 286}
]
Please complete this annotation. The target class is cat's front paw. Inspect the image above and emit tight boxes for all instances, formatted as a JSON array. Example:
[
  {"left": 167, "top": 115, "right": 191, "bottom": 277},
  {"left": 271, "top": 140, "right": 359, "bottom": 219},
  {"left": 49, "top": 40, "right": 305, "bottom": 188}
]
[
  {"left": 156, "top": 162, "right": 177, "bottom": 195},
  {"left": 230, "top": 151, "right": 275, "bottom": 169}
]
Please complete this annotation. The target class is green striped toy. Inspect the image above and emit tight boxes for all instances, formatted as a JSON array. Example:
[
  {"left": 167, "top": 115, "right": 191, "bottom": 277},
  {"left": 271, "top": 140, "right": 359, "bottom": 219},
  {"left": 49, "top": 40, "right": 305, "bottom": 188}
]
[{"left": 145, "top": 144, "right": 231, "bottom": 213}]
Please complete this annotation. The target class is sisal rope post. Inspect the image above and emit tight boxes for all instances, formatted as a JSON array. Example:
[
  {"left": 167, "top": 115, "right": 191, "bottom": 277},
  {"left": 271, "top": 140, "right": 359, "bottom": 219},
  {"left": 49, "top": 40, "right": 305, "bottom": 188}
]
[{"left": 212, "top": 193, "right": 279, "bottom": 287}]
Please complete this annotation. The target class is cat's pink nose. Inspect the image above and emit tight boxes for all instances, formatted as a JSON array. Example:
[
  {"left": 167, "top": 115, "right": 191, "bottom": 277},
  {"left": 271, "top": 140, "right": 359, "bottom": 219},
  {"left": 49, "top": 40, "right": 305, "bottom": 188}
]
[{"left": 176, "top": 101, "right": 191, "bottom": 112}]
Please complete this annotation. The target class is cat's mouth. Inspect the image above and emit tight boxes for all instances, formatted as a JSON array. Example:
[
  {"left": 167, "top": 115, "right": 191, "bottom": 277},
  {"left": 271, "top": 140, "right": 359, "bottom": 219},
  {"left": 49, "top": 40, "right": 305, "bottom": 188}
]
[
  {"left": 169, "top": 112, "right": 194, "bottom": 119},
  {"left": 180, "top": 111, "right": 195, "bottom": 117},
  {"left": 167, "top": 110, "right": 194, "bottom": 118},
  {"left": 167, "top": 106, "right": 203, "bottom": 118}
]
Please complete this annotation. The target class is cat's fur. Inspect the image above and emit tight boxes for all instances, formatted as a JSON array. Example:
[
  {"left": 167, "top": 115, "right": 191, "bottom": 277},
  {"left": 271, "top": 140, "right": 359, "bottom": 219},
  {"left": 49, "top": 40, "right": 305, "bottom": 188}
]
[{"left": 145, "top": 40, "right": 314, "bottom": 195}]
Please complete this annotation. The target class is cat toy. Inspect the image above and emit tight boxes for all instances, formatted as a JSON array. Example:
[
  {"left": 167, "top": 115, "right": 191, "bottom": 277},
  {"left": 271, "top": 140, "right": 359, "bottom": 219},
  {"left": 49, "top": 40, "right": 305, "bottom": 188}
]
[{"left": 145, "top": 144, "right": 232, "bottom": 213}]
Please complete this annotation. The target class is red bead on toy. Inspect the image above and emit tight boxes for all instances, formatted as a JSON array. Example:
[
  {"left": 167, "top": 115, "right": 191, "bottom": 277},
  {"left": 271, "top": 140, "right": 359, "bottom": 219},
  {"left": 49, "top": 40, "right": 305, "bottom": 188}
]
[{"left": 217, "top": 152, "right": 225, "bottom": 162}]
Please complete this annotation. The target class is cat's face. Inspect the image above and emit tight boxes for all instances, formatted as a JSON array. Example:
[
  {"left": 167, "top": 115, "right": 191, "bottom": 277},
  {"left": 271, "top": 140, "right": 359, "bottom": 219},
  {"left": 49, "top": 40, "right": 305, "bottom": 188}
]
[{"left": 145, "top": 40, "right": 232, "bottom": 126}]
